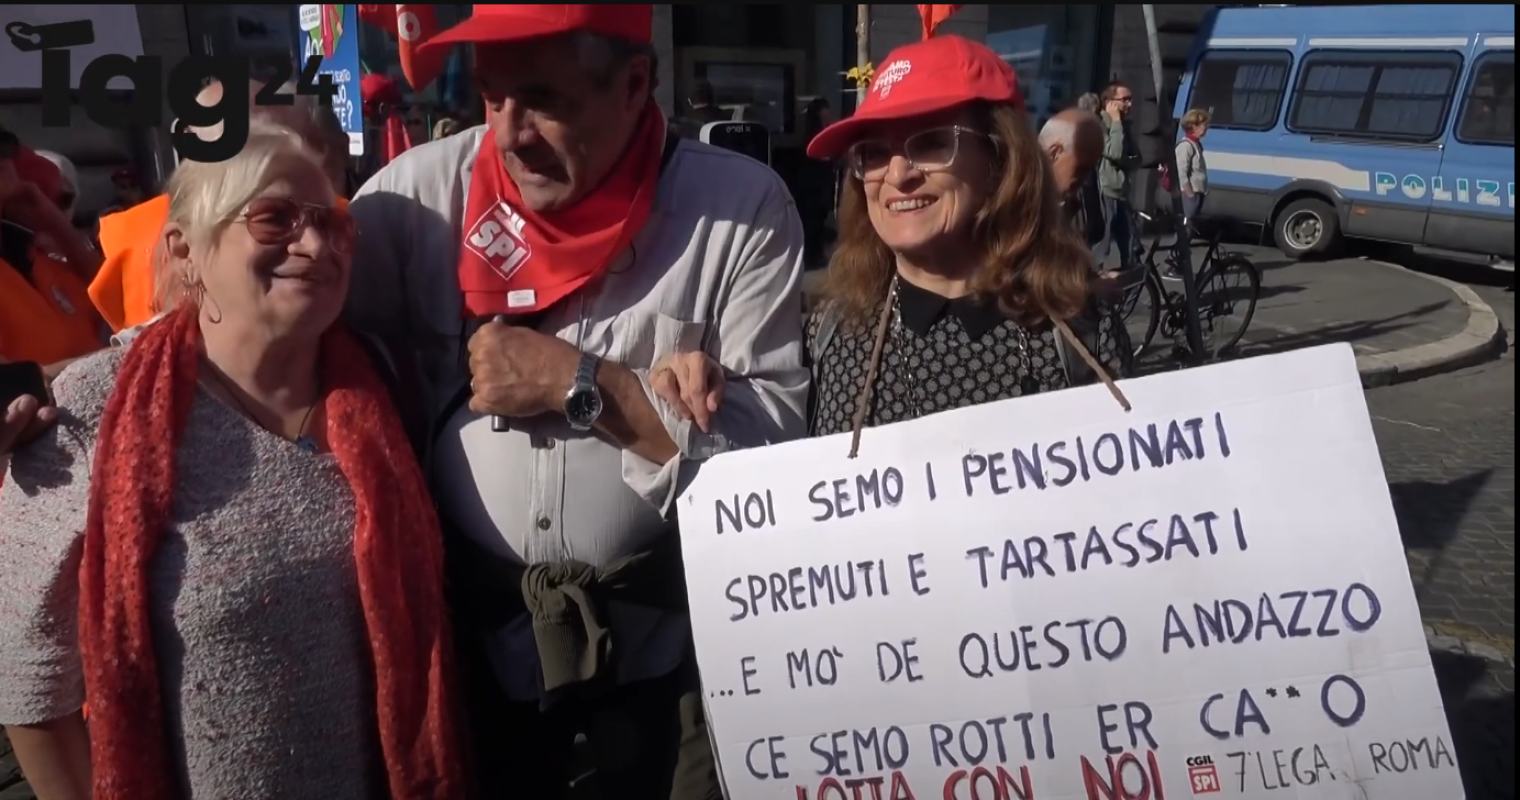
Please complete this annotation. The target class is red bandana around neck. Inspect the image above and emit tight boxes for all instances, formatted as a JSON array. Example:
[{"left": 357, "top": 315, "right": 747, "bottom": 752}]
[
  {"left": 458, "top": 102, "right": 667, "bottom": 317},
  {"left": 78, "top": 306, "right": 466, "bottom": 800}
]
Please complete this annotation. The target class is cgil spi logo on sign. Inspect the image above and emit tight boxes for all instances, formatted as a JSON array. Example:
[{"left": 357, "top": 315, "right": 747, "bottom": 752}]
[{"left": 1374, "top": 173, "right": 1515, "bottom": 209}]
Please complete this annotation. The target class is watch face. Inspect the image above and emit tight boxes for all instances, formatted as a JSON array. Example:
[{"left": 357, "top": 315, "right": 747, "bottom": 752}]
[{"left": 566, "top": 388, "right": 603, "bottom": 425}]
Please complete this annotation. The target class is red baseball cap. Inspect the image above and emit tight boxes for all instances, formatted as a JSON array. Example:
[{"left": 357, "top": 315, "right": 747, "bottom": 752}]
[
  {"left": 807, "top": 35, "right": 1023, "bottom": 160},
  {"left": 419, "top": 4, "right": 653, "bottom": 57}
]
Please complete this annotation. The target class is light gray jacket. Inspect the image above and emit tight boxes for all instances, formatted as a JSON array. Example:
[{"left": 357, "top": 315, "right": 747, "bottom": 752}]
[{"left": 1175, "top": 137, "right": 1208, "bottom": 196}]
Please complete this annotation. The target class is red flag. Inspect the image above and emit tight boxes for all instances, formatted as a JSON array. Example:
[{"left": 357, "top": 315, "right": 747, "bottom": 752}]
[
  {"left": 357, "top": 4, "right": 445, "bottom": 90},
  {"left": 918, "top": 5, "right": 964, "bottom": 40}
]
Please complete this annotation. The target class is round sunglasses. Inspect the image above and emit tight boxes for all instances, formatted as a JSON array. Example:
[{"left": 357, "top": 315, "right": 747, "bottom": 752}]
[{"left": 235, "top": 197, "right": 356, "bottom": 254}]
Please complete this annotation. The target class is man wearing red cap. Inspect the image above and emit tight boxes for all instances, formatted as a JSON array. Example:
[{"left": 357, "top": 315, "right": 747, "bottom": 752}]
[{"left": 346, "top": 5, "right": 806, "bottom": 796}]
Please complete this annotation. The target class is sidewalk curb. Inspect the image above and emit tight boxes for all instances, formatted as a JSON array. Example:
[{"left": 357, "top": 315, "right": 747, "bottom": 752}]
[
  {"left": 802, "top": 261, "right": 1506, "bottom": 388},
  {"left": 1352, "top": 260, "right": 1506, "bottom": 389}
]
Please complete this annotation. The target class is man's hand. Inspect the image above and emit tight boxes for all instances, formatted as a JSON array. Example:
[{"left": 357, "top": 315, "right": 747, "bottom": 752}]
[
  {"left": 466, "top": 319, "right": 580, "bottom": 419},
  {"left": 1, "top": 395, "right": 58, "bottom": 455}
]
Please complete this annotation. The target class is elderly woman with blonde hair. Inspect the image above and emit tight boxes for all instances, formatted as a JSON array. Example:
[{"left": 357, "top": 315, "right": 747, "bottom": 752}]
[{"left": 0, "top": 123, "right": 466, "bottom": 800}]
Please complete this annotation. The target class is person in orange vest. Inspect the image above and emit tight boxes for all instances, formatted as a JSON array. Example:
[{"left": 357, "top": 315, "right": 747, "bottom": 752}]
[
  {"left": 0, "top": 130, "right": 105, "bottom": 370},
  {"left": 89, "top": 78, "right": 352, "bottom": 334}
]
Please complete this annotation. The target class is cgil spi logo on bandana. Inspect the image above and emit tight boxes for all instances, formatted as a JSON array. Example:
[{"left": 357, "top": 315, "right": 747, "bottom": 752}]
[
  {"left": 464, "top": 201, "right": 535, "bottom": 288},
  {"left": 873, "top": 59, "right": 913, "bottom": 99}
]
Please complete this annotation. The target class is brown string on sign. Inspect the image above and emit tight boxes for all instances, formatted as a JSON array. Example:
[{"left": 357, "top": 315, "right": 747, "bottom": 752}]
[
  {"left": 848, "top": 278, "right": 899, "bottom": 458},
  {"left": 1053, "top": 318, "right": 1132, "bottom": 411}
]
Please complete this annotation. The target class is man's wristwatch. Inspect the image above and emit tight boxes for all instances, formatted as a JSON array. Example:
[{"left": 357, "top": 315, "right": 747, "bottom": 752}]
[{"left": 563, "top": 352, "right": 604, "bottom": 431}]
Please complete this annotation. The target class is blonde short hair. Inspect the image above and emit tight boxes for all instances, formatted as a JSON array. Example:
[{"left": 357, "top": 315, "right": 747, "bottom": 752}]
[
  {"left": 1181, "top": 108, "right": 1211, "bottom": 132},
  {"left": 153, "top": 122, "right": 329, "bottom": 311}
]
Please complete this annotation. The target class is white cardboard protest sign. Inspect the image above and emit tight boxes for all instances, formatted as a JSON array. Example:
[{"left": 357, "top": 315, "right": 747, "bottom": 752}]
[{"left": 677, "top": 343, "right": 1462, "bottom": 800}]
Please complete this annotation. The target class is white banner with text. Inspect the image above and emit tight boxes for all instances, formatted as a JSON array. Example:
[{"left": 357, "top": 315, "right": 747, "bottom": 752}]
[{"left": 677, "top": 343, "right": 1462, "bottom": 800}]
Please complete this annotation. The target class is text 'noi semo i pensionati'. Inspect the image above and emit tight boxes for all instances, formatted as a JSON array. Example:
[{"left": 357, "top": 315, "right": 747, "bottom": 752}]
[{"left": 675, "top": 344, "right": 1464, "bottom": 800}]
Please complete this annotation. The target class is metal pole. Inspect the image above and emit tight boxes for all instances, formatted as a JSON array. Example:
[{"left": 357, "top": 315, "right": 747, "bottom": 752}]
[
  {"left": 855, "top": 5, "right": 872, "bottom": 106},
  {"left": 1142, "top": 5, "right": 1206, "bottom": 364}
]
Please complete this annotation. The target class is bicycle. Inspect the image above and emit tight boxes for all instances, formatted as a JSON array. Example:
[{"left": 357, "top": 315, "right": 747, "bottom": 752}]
[{"left": 1116, "top": 209, "right": 1262, "bottom": 364}]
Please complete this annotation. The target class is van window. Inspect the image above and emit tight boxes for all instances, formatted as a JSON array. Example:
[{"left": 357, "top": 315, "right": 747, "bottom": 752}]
[
  {"left": 1456, "top": 51, "right": 1515, "bottom": 146},
  {"left": 1188, "top": 50, "right": 1293, "bottom": 130},
  {"left": 1288, "top": 50, "right": 1464, "bottom": 142}
]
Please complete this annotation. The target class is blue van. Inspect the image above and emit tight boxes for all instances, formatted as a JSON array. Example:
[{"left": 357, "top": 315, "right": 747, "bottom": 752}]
[{"left": 1173, "top": 5, "right": 1514, "bottom": 264}]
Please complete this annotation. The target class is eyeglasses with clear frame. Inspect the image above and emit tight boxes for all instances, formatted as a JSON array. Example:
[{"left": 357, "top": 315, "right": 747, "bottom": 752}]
[
  {"left": 235, "top": 197, "right": 356, "bottom": 255},
  {"left": 845, "top": 125, "right": 997, "bottom": 181}
]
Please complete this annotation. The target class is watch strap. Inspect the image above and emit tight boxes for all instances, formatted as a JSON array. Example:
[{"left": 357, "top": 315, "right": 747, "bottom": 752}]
[{"left": 574, "top": 352, "right": 600, "bottom": 390}]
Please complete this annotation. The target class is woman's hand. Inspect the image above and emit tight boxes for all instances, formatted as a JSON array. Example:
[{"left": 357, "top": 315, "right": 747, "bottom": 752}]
[{"left": 650, "top": 351, "right": 725, "bottom": 434}]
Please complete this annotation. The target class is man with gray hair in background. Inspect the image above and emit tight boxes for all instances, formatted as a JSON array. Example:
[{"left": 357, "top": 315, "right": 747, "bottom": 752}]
[{"left": 1040, "top": 107, "right": 1106, "bottom": 257}]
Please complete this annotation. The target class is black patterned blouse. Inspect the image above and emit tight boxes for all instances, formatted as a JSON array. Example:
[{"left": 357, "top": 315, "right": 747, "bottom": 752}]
[{"left": 807, "top": 278, "right": 1125, "bottom": 438}]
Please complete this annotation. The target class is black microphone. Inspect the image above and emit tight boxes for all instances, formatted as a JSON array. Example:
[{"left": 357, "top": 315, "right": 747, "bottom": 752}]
[{"left": 489, "top": 314, "right": 511, "bottom": 432}]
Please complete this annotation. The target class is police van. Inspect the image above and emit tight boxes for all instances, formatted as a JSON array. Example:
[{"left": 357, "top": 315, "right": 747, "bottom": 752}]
[{"left": 1174, "top": 5, "right": 1514, "bottom": 266}]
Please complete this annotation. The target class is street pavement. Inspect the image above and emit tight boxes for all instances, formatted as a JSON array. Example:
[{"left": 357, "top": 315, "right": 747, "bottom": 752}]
[
  {"left": 2, "top": 251, "right": 1512, "bottom": 800},
  {"left": 1363, "top": 254, "right": 1514, "bottom": 800},
  {"left": 1128, "top": 242, "right": 1482, "bottom": 374}
]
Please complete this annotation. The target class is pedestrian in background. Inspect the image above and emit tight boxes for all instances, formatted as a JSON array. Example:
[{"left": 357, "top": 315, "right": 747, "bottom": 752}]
[
  {"left": 1040, "top": 108, "right": 1106, "bottom": 257},
  {"left": 1094, "top": 81, "right": 1141, "bottom": 271},
  {"left": 0, "top": 123, "right": 465, "bottom": 800},
  {"left": 1176, "top": 108, "right": 1211, "bottom": 227}
]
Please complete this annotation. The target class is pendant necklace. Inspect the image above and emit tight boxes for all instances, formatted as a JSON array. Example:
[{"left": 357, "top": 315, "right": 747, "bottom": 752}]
[
  {"left": 889, "top": 278, "right": 933, "bottom": 420},
  {"left": 205, "top": 362, "right": 322, "bottom": 453}
]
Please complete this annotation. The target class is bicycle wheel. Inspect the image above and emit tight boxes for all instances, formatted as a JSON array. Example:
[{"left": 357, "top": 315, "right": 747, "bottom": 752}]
[
  {"left": 1195, "top": 253, "right": 1261, "bottom": 357},
  {"left": 1119, "top": 270, "right": 1163, "bottom": 359}
]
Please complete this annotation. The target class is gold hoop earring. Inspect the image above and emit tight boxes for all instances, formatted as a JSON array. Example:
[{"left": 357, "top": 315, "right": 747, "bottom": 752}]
[{"left": 180, "top": 273, "right": 206, "bottom": 306}]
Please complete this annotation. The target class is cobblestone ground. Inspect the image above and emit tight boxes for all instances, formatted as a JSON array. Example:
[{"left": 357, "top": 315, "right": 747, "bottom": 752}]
[
  {"left": 0, "top": 732, "right": 24, "bottom": 800},
  {"left": 1367, "top": 262, "right": 1514, "bottom": 800}
]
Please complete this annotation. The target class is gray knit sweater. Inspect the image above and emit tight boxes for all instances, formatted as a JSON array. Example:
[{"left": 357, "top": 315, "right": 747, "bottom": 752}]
[{"left": 0, "top": 347, "right": 382, "bottom": 799}]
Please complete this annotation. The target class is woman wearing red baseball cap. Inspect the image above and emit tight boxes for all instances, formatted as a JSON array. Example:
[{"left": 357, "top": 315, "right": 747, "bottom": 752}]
[{"left": 654, "top": 35, "right": 1127, "bottom": 444}]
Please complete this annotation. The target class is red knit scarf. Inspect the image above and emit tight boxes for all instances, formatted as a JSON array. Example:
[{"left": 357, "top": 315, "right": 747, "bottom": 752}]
[
  {"left": 78, "top": 306, "right": 466, "bottom": 799},
  {"left": 457, "top": 101, "right": 667, "bottom": 317}
]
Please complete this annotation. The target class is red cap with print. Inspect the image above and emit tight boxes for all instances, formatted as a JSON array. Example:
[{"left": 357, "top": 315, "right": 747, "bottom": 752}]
[
  {"left": 419, "top": 4, "right": 653, "bottom": 57},
  {"left": 807, "top": 35, "right": 1023, "bottom": 160}
]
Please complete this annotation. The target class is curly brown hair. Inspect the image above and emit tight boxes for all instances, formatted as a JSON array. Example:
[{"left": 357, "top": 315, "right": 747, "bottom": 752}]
[{"left": 820, "top": 101, "right": 1094, "bottom": 328}]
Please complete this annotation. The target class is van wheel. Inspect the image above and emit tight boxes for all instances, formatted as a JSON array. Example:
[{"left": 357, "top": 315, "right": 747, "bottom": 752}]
[{"left": 1274, "top": 198, "right": 1340, "bottom": 260}]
